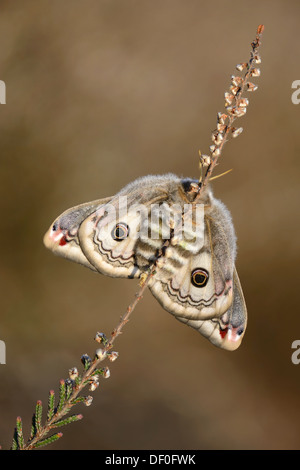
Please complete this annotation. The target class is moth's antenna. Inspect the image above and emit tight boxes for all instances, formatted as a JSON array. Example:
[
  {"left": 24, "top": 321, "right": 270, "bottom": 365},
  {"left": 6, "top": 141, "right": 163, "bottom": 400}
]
[
  {"left": 209, "top": 169, "right": 233, "bottom": 182},
  {"left": 196, "top": 24, "right": 264, "bottom": 200}
]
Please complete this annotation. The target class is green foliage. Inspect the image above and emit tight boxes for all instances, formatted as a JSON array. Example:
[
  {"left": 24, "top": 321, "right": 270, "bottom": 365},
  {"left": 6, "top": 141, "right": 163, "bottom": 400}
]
[
  {"left": 12, "top": 417, "right": 24, "bottom": 450},
  {"left": 9, "top": 331, "right": 116, "bottom": 450},
  {"left": 51, "top": 414, "right": 83, "bottom": 429},
  {"left": 47, "top": 390, "right": 55, "bottom": 422},
  {"left": 33, "top": 432, "right": 63, "bottom": 449}
]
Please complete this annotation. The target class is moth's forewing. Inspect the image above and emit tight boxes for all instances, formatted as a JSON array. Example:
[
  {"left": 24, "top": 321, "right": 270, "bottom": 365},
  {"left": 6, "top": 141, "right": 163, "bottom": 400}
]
[
  {"left": 77, "top": 179, "right": 174, "bottom": 278},
  {"left": 43, "top": 197, "right": 112, "bottom": 270},
  {"left": 78, "top": 199, "right": 143, "bottom": 278}
]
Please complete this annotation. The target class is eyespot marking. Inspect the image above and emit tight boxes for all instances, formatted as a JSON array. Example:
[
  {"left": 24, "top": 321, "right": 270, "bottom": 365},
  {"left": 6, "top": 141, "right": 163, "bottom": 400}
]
[
  {"left": 111, "top": 223, "right": 130, "bottom": 242},
  {"left": 191, "top": 268, "right": 209, "bottom": 288}
]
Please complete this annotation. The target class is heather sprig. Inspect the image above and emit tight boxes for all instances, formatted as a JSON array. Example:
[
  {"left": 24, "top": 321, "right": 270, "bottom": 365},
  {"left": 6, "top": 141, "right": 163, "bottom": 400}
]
[
  {"left": 10, "top": 267, "right": 155, "bottom": 450},
  {"left": 197, "top": 24, "right": 264, "bottom": 196}
]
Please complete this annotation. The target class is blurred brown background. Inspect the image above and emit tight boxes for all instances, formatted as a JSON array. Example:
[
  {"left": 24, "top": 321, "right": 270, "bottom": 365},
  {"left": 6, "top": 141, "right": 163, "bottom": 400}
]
[{"left": 0, "top": 0, "right": 299, "bottom": 450}]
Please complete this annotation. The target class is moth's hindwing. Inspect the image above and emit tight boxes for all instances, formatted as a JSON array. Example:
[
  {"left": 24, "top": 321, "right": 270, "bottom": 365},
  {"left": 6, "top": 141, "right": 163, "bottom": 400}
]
[
  {"left": 174, "top": 268, "right": 247, "bottom": 351},
  {"left": 149, "top": 203, "right": 235, "bottom": 321}
]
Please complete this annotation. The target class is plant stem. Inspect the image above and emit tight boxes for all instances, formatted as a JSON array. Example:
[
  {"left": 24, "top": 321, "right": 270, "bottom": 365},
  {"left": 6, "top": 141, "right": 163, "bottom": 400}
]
[{"left": 23, "top": 265, "right": 156, "bottom": 450}]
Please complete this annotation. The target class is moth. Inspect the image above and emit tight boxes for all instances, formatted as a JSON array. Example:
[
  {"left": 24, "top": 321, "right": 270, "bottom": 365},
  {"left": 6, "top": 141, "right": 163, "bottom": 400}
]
[{"left": 44, "top": 173, "right": 247, "bottom": 351}]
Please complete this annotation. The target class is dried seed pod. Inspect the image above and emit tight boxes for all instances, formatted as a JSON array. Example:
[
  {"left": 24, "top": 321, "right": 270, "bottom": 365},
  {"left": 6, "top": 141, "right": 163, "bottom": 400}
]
[
  {"left": 238, "top": 98, "right": 249, "bottom": 108},
  {"left": 212, "top": 148, "right": 221, "bottom": 157},
  {"left": 217, "top": 112, "right": 228, "bottom": 124},
  {"left": 231, "top": 75, "right": 243, "bottom": 86},
  {"left": 212, "top": 133, "right": 223, "bottom": 145},
  {"left": 236, "top": 62, "right": 248, "bottom": 71},
  {"left": 232, "top": 127, "right": 243, "bottom": 138},
  {"left": 89, "top": 376, "right": 99, "bottom": 391},
  {"left": 84, "top": 396, "right": 93, "bottom": 407},
  {"left": 69, "top": 367, "right": 79, "bottom": 380},
  {"left": 229, "top": 85, "right": 240, "bottom": 96},
  {"left": 247, "top": 82, "right": 258, "bottom": 92},
  {"left": 95, "top": 348, "right": 107, "bottom": 361},
  {"left": 224, "top": 92, "right": 234, "bottom": 104},
  {"left": 107, "top": 351, "right": 119, "bottom": 362},
  {"left": 250, "top": 68, "right": 260, "bottom": 77},
  {"left": 217, "top": 123, "right": 227, "bottom": 132},
  {"left": 235, "top": 107, "right": 247, "bottom": 117},
  {"left": 201, "top": 154, "right": 211, "bottom": 165},
  {"left": 102, "top": 367, "right": 110, "bottom": 379},
  {"left": 254, "top": 54, "right": 261, "bottom": 64},
  {"left": 89, "top": 383, "right": 98, "bottom": 392}
]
